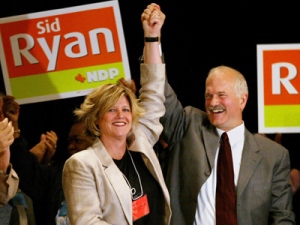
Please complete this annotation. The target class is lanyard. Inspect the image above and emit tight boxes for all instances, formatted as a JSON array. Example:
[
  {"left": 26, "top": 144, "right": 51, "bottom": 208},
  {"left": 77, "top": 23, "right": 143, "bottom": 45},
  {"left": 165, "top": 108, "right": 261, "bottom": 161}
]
[{"left": 122, "top": 150, "right": 144, "bottom": 200}]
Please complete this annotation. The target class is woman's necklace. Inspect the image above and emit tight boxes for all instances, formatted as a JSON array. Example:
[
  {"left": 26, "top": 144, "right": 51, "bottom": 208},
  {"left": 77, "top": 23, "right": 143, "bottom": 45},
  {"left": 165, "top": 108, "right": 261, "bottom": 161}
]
[{"left": 122, "top": 150, "right": 144, "bottom": 200}]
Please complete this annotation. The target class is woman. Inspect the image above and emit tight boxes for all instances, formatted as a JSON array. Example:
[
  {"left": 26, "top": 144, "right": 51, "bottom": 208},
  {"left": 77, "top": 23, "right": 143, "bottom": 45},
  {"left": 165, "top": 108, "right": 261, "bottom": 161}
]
[{"left": 62, "top": 3, "right": 171, "bottom": 225}]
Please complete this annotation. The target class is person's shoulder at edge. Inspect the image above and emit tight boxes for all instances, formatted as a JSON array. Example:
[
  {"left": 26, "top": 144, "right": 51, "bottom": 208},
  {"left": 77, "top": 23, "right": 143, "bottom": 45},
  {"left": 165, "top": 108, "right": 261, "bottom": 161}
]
[
  {"left": 253, "top": 132, "right": 288, "bottom": 152},
  {"left": 0, "top": 164, "right": 19, "bottom": 206}
]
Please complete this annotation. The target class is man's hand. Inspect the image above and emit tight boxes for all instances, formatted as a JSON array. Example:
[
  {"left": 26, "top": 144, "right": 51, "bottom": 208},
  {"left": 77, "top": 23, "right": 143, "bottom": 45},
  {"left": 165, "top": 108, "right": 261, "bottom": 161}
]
[{"left": 119, "top": 78, "right": 137, "bottom": 94}]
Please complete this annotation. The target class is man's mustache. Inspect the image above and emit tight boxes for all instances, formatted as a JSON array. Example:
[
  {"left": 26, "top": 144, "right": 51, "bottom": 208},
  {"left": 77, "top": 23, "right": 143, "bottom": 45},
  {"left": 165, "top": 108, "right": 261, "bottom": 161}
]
[{"left": 208, "top": 105, "right": 226, "bottom": 111}]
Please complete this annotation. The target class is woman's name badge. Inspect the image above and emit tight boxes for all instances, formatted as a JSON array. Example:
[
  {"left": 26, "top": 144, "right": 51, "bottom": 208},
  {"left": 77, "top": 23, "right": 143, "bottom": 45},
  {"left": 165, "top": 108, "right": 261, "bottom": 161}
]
[{"left": 132, "top": 195, "right": 150, "bottom": 221}]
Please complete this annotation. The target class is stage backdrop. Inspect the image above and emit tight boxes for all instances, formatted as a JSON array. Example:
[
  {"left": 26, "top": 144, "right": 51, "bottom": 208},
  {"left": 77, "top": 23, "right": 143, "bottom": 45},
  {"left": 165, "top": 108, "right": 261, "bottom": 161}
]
[{"left": 1, "top": 1, "right": 300, "bottom": 151}]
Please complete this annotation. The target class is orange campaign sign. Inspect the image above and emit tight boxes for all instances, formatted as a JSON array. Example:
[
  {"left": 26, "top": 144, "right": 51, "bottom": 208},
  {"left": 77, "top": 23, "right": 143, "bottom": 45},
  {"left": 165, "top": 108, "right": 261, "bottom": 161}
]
[
  {"left": 0, "top": 1, "right": 131, "bottom": 104},
  {"left": 257, "top": 44, "right": 300, "bottom": 133}
]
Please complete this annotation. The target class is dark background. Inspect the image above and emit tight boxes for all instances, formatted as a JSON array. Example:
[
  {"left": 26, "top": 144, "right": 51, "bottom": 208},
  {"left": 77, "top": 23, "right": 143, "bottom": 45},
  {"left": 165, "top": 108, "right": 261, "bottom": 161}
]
[{"left": 1, "top": 1, "right": 299, "bottom": 157}]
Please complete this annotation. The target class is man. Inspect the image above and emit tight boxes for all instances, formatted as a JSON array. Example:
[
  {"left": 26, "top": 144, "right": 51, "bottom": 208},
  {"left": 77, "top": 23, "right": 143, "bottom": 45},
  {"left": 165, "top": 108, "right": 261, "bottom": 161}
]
[
  {"left": 0, "top": 93, "right": 18, "bottom": 206},
  {"left": 160, "top": 65, "right": 295, "bottom": 224}
]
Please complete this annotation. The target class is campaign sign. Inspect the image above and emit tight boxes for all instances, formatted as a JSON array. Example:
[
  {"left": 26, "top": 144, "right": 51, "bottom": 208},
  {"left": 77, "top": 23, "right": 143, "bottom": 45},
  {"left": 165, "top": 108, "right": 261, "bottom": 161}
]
[
  {"left": 257, "top": 44, "right": 300, "bottom": 133},
  {"left": 0, "top": 1, "right": 131, "bottom": 104}
]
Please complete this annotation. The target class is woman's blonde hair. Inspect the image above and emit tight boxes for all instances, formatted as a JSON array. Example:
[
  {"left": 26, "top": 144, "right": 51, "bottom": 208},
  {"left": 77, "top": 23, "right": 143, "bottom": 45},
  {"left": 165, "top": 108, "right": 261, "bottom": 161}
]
[{"left": 74, "top": 82, "right": 145, "bottom": 137}]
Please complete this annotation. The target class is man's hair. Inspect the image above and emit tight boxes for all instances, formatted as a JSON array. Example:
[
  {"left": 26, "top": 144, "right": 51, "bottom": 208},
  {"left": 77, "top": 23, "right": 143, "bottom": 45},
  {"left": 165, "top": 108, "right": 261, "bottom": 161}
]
[{"left": 207, "top": 65, "right": 248, "bottom": 97}]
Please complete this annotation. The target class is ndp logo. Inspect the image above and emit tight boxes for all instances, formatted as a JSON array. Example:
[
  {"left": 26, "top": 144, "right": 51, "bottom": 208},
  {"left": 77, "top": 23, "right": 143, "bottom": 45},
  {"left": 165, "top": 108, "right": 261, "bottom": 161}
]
[{"left": 257, "top": 44, "right": 300, "bottom": 133}]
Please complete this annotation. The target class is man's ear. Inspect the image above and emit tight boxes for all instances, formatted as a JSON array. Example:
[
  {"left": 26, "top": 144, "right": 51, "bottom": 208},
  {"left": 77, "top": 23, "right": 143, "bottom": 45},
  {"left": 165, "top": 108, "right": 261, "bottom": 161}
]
[{"left": 240, "top": 93, "right": 248, "bottom": 111}]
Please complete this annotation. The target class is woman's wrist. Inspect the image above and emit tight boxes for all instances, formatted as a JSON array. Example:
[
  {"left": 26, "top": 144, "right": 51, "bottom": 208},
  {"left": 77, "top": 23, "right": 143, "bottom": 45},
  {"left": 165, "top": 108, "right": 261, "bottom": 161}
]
[{"left": 144, "top": 37, "right": 159, "bottom": 42}]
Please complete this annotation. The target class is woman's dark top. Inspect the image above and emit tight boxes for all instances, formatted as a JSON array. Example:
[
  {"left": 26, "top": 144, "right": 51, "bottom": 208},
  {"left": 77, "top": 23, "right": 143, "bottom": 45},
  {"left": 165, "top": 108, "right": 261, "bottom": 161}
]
[{"left": 114, "top": 150, "right": 165, "bottom": 225}]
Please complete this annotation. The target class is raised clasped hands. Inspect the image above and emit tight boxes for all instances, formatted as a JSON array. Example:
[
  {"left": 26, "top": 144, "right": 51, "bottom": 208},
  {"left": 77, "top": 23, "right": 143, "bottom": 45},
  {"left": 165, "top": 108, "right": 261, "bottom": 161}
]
[{"left": 141, "top": 3, "right": 166, "bottom": 39}]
